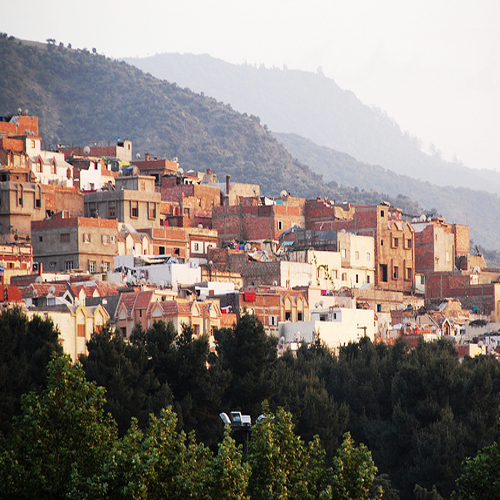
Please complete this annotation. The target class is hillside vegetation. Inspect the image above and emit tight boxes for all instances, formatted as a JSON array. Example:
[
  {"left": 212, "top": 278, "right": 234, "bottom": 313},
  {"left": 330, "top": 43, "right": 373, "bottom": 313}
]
[{"left": 0, "top": 34, "right": 420, "bottom": 213}]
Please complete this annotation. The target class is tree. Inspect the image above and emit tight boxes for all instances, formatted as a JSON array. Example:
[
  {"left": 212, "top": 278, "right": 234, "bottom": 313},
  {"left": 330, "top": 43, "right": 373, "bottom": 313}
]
[
  {"left": 214, "top": 313, "right": 277, "bottom": 417},
  {"left": 81, "top": 324, "right": 172, "bottom": 435},
  {"left": 0, "top": 307, "right": 63, "bottom": 435},
  {"left": 0, "top": 355, "right": 117, "bottom": 499},
  {"left": 329, "top": 432, "right": 381, "bottom": 500},
  {"left": 247, "top": 404, "right": 328, "bottom": 499}
]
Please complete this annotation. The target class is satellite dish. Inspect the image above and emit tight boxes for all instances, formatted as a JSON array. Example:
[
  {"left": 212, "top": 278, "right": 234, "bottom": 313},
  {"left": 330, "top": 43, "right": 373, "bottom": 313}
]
[
  {"left": 48, "top": 285, "right": 56, "bottom": 294},
  {"left": 136, "top": 153, "right": 141, "bottom": 159},
  {"left": 319, "top": 300, "right": 324, "bottom": 307},
  {"left": 280, "top": 189, "right": 288, "bottom": 198},
  {"left": 83, "top": 146, "right": 91, "bottom": 156},
  {"left": 159, "top": 279, "right": 166, "bottom": 290},
  {"left": 272, "top": 280, "right": 278, "bottom": 286},
  {"left": 177, "top": 167, "right": 184, "bottom": 174},
  {"left": 35, "top": 276, "right": 43, "bottom": 283}
]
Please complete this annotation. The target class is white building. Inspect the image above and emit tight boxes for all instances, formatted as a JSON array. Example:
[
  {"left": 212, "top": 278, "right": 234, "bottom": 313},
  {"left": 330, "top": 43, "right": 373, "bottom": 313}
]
[
  {"left": 111, "top": 254, "right": 201, "bottom": 290},
  {"left": 278, "top": 306, "right": 376, "bottom": 355}
]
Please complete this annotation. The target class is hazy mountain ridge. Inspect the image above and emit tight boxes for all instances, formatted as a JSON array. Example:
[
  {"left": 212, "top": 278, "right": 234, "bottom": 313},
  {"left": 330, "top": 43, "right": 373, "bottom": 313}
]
[{"left": 124, "top": 52, "right": 500, "bottom": 194}]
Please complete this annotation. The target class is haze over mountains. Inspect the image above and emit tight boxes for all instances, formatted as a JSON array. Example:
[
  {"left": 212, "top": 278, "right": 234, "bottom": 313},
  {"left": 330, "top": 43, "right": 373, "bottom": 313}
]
[{"left": 124, "top": 53, "right": 500, "bottom": 193}]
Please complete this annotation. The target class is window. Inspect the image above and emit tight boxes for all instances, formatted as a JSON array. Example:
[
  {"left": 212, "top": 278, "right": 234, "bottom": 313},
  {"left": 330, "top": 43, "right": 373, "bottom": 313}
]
[
  {"left": 380, "top": 210, "right": 385, "bottom": 218},
  {"left": 159, "top": 246, "right": 165, "bottom": 255},
  {"left": 342, "top": 272, "right": 347, "bottom": 281},
  {"left": 297, "top": 312, "right": 303, "bottom": 321},
  {"left": 140, "top": 181, "right": 146, "bottom": 191},
  {"left": 269, "top": 315, "right": 278, "bottom": 326},
  {"left": 65, "top": 260, "right": 74, "bottom": 271},
  {"left": 77, "top": 324, "right": 85, "bottom": 337},
  {"left": 89, "top": 203, "right": 97, "bottom": 218},
  {"left": 406, "top": 268, "right": 412, "bottom": 280},
  {"left": 446, "top": 251, "right": 451, "bottom": 262},
  {"left": 381, "top": 239, "right": 384, "bottom": 246},
  {"left": 83, "top": 233, "right": 91, "bottom": 243},
  {"left": 285, "top": 311, "right": 291, "bottom": 321},
  {"left": 356, "top": 274, "right": 359, "bottom": 284},
  {"left": 355, "top": 251, "right": 359, "bottom": 260},
  {"left": 39, "top": 236, "right": 43, "bottom": 242},
  {"left": 393, "top": 266, "right": 399, "bottom": 279},
  {"left": 130, "top": 200, "right": 138, "bottom": 218},
  {"left": 102, "top": 261, "right": 110, "bottom": 272},
  {"left": 88, "top": 261, "right": 96, "bottom": 273},
  {"left": 108, "top": 202, "right": 116, "bottom": 218},
  {"left": 278, "top": 221, "right": 283, "bottom": 230},
  {"left": 366, "top": 252, "right": 371, "bottom": 261},
  {"left": 148, "top": 202, "right": 156, "bottom": 219},
  {"left": 380, "top": 264, "right": 388, "bottom": 282},
  {"left": 194, "top": 242, "right": 200, "bottom": 252},
  {"left": 420, "top": 275, "right": 425, "bottom": 285},
  {"left": 60, "top": 233, "right": 70, "bottom": 243},
  {"left": 367, "top": 275, "right": 370, "bottom": 283},
  {"left": 102, "top": 234, "right": 110, "bottom": 245},
  {"left": 110, "top": 235, "right": 116, "bottom": 243},
  {"left": 393, "top": 237, "right": 399, "bottom": 248},
  {"left": 341, "top": 248, "right": 347, "bottom": 258},
  {"left": 407, "top": 238, "right": 412, "bottom": 249},
  {"left": 31, "top": 139, "right": 36, "bottom": 148}
]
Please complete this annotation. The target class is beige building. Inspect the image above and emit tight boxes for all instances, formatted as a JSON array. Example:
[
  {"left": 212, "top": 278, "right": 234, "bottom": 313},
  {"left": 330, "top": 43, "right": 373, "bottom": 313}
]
[
  {"left": 337, "top": 232, "right": 375, "bottom": 289},
  {"left": 84, "top": 174, "right": 161, "bottom": 230},
  {"left": 27, "top": 303, "right": 109, "bottom": 362},
  {"left": 31, "top": 211, "right": 119, "bottom": 273}
]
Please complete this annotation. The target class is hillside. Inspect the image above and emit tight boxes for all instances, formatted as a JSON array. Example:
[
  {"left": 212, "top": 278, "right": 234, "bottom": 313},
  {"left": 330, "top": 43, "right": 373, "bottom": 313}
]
[
  {"left": 0, "top": 34, "right": 421, "bottom": 214},
  {"left": 123, "top": 52, "right": 500, "bottom": 194},
  {"left": 275, "top": 132, "right": 500, "bottom": 251}
]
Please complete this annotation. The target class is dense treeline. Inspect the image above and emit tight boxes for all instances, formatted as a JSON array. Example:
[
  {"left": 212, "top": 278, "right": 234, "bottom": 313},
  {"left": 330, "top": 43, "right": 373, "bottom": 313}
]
[
  {"left": 0, "top": 355, "right": 382, "bottom": 499},
  {"left": 1, "top": 307, "right": 500, "bottom": 498}
]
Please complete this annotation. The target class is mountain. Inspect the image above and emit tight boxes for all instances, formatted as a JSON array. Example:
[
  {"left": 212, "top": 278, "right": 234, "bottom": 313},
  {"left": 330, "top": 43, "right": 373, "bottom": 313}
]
[
  {"left": 0, "top": 34, "right": 419, "bottom": 210},
  {"left": 123, "top": 52, "right": 500, "bottom": 194}
]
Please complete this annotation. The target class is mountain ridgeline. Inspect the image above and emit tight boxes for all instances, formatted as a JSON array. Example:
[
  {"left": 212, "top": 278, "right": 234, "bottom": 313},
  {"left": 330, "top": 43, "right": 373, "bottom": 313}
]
[
  {"left": 123, "top": 52, "right": 500, "bottom": 194},
  {"left": 0, "top": 34, "right": 418, "bottom": 213}
]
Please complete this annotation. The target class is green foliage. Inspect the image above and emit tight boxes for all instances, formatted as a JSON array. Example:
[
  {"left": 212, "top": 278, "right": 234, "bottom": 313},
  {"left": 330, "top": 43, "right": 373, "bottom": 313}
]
[
  {"left": 0, "top": 307, "right": 63, "bottom": 435},
  {"left": 247, "top": 404, "right": 329, "bottom": 499},
  {"left": 0, "top": 354, "right": 116, "bottom": 499},
  {"left": 329, "top": 432, "right": 381, "bottom": 500},
  {"left": 81, "top": 324, "right": 172, "bottom": 435},
  {"left": 214, "top": 313, "right": 277, "bottom": 417}
]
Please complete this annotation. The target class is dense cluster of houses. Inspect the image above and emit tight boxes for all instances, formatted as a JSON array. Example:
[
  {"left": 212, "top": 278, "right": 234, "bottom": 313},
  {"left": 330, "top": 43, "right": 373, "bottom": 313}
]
[{"left": 1, "top": 111, "right": 499, "bottom": 361}]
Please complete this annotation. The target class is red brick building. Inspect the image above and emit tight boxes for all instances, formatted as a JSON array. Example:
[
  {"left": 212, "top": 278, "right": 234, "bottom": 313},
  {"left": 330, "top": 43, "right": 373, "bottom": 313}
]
[
  {"left": 213, "top": 195, "right": 305, "bottom": 244},
  {"left": 161, "top": 177, "right": 221, "bottom": 229}
]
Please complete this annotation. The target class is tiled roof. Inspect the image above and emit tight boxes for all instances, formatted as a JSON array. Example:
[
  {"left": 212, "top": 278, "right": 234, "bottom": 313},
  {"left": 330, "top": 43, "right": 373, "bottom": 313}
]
[{"left": 160, "top": 300, "right": 192, "bottom": 317}]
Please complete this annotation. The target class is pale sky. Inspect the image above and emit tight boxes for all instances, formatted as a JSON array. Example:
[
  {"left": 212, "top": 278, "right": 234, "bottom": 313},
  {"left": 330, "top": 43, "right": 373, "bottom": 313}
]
[{"left": 2, "top": 0, "right": 499, "bottom": 171}]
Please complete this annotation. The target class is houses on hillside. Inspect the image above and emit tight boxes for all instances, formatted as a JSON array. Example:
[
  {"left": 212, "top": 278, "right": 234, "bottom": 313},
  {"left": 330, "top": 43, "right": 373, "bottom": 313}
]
[{"left": 1, "top": 111, "right": 498, "bottom": 361}]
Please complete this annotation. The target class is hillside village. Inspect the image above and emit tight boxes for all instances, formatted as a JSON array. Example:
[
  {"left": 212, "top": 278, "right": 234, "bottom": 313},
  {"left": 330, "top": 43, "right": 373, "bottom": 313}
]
[{"left": 1, "top": 111, "right": 499, "bottom": 361}]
